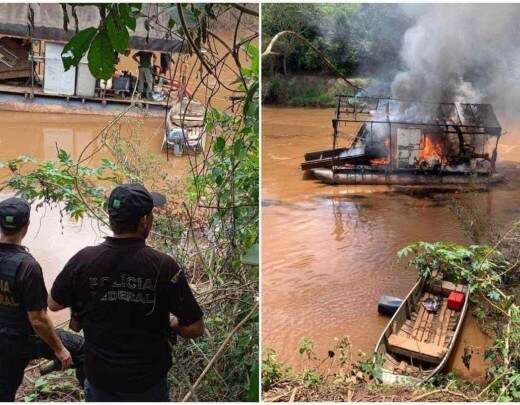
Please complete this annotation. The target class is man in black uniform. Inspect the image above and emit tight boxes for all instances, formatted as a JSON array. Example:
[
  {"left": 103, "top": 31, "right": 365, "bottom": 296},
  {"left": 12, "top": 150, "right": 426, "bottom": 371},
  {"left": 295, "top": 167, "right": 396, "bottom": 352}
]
[
  {"left": 49, "top": 184, "right": 204, "bottom": 402},
  {"left": 0, "top": 197, "right": 84, "bottom": 402}
]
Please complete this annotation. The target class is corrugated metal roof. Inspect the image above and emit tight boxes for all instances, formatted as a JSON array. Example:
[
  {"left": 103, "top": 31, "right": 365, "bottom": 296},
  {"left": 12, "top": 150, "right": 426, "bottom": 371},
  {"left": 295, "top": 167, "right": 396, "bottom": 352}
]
[{"left": 0, "top": 4, "right": 184, "bottom": 52}]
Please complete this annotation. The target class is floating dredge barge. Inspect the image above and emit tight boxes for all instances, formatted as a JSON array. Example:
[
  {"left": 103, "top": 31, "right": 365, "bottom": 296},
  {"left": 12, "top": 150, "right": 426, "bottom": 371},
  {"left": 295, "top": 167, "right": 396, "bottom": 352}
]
[{"left": 302, "top": 95, "right": 503, "bottom": 186}]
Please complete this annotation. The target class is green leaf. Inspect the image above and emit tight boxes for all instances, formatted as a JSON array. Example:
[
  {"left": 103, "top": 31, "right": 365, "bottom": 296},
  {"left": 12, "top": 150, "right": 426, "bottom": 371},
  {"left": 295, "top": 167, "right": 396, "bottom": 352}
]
[
  {"left": 213, "top": 137, "right": 225, "bottom": 153},
  {"left": 118, "top": 4, "right": 136, "bottom": 31},
  {"left": 87, "top": 30, "right": 116, "bottom": 80},
  {"left": 246, "top": 43, "right": 259, "bottom": 76},
  {"left": 34, "top": 377, "right": 47, "bottom": 388},
  {"left": 243, "top": 81, "right": 258, "bottom": 118},
  {"left": 24, "top": 393, "right": 38, "bottom": 402},
  {"left": 241, "top": 243, "right": 259, "bottom": 266},
  {"left": 234, "top": 139, "right": 245, "bottom": 157},
  {"left": 487, "top": 290, "right": 501, "bottom": 302},
  {"left": 61, "top": 27, "right": 97, "bottom": 71},
  {"left": 247, "top": 362, "right": 259, "bottom": 402},
  {"left": 57, "top": 148, "right": 71, "bottom": 163},
  {"left": 106, "top": 15, "right": 129, "bottom": 52}
]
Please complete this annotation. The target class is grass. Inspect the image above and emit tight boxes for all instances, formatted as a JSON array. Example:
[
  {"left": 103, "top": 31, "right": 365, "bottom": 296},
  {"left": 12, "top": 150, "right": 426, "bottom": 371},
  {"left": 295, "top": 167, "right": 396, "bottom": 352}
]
[{"left": 261, "top": 340, "right": 487, "bottom": 402}]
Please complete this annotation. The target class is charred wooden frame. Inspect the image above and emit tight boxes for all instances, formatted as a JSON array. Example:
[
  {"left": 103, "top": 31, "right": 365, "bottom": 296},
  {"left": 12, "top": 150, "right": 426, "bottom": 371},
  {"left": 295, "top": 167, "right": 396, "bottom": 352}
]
[{"left": 302, "top": 95, "right": 502, "bottom": 176}]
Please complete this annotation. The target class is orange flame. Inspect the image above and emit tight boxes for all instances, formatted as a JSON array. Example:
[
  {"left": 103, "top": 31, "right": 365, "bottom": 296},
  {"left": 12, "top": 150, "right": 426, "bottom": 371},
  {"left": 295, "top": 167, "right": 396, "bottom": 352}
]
[
  {"left": 369, "top": 157, "right": 389, "bottom": 165},
  {"left": 419, "top": 135, "right": 443, "bottom": 162},
  {"left": 369, "top": 138, "right": 390, "bottom": 165}
]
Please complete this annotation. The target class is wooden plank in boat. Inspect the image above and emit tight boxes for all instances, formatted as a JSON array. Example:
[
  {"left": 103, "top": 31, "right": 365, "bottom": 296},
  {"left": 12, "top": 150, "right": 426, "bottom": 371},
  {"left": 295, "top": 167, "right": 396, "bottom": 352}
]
[
  {"left": 413, "top": 293, "right": 437, "bottom": 342},
  {"left": 383, "top": 353, "right": 399, "bottom": 371},
  {"left": 433, "top": 299, "right": 448, "bottom": 346},
  {"left": 387, "top": 334, "right": 445, "bottom": 364},
  {"left": 439, "top": 308, "right": 454, "bottom": 348},
  {"left": 384, "top": 352, "right": 399, "bottom": 366},
  {"left": 418, "top": 307, "right": 434, "bottom": 342},
  {"left": 411, "top": 295, "right": 428, "bottom": 339},
  {"left": 431, "top": 280, "right": 467, "bottom": 296},
  {"left": 401, "top": 319, "right": 414, "bottom": 335},
  {"left": 442, "top": 281, "right": 466, "bottom": 295}
]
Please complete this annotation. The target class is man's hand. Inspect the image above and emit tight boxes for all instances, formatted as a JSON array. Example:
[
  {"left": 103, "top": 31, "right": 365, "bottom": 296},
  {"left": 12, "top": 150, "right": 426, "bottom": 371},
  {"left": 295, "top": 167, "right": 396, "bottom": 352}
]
[
  {"left": 28, "top": 309, "right": 73, "bottom": 367},
  {"left": 54, "top": 347, "right": 73, "bottom": 370},
  {"left": 170, "top": 315, "right": 180, "bottom": 331},
  {"left": 170, "top": 317, "right": 204, "bottom": 339}
]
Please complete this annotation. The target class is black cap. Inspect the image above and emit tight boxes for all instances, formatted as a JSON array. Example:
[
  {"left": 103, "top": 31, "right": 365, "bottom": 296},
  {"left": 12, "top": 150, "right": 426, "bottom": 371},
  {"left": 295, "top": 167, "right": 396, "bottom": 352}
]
[
  {"left": 107, "top": 184, "right": 166, "bottom": 223},
  {"left": 0, "top": 197, "right": 31, "bottom": 231}
]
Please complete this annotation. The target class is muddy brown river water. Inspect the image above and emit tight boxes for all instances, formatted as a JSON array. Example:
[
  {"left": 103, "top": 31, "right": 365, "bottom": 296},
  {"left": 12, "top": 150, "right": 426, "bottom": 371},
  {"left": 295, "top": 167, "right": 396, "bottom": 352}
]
[
  {"left": 0, "top": 24, "right": 254, "bottom": 327},
  {"left": 0, "top": 21, "right": 254, "bottom": 345},
  {"left": 0, "top": 110, "right": 193, "bottom": 325},
  {"left": 261, "top": 106, "right": 520, "bottom": 382}
]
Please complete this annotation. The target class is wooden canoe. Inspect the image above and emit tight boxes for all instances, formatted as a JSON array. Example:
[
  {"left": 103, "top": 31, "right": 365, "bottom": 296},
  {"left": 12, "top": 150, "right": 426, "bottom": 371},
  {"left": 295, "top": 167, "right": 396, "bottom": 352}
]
[{"left": 374, "top": 277, "right": 469, "bottom": 385}]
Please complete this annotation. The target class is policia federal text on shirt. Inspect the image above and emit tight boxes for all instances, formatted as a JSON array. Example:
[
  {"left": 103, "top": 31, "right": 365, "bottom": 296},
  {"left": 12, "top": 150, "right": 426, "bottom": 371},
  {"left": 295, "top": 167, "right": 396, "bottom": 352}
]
[{"left": 48, "top": 183, "right": 204, "bottom": 402}]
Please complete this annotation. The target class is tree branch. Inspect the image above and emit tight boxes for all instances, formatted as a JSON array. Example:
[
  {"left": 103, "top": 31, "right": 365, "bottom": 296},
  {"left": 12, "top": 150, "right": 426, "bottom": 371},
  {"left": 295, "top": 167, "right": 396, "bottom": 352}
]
[
  {"left": 176, "top": 4, "right": 236, "bottom": 93},
  {"left": 182, "top": 302, "right": 258, "bottom": 401},
  {"left": 231, "top": 4, "right": 258, "bottom": 17},
  {"left": 262, "top": 30, "right": 365, "bottom": 93}
]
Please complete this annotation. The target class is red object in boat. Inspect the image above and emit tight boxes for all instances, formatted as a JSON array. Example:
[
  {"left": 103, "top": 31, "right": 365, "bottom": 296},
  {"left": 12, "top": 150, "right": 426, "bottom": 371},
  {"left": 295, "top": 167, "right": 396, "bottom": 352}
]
[{"left": 447, "top": 291, "right": 465, "bottom": 311}]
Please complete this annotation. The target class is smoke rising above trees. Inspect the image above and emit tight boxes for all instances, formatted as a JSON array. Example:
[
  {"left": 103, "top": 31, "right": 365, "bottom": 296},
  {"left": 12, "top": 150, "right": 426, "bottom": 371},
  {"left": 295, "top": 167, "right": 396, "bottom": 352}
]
[
  {"left": 391, "top": 4, "right": 520, "bottom": 120},
  {"left": 263, "top": 4, "right": 520, "bottom": 119}
]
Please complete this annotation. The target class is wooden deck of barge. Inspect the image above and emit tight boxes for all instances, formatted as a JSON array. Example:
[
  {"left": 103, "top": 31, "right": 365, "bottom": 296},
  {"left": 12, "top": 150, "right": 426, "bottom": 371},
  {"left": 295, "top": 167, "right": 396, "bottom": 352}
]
[{"left": 0, "top": 83, "right": 174, "bottom": 117}]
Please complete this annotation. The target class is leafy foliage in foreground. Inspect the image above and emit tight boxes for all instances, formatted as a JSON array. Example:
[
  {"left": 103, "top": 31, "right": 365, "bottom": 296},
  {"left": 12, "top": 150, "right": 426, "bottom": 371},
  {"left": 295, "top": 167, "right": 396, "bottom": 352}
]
[
  {"left": 262, "top": 338, "right": 383, "bottom": 400},
  {"left": 22, "top": 369, "right": 83, "bottom": 402},
  {"left": 397, "top": 241, "right": 508, "bottom": 298},
  {"left": 166, "top": 43, "right": 259, "bottom": 402},
  {"left": 399, "top": 240, "right": 520, "bottom": 401},
  {"left": 0, "top": 151, "right": 136, "bottom": 223},
  {"left": 60, "top": 4, "right": 141, "bottom": 79},
  {"left": 187, "top": 42, "right": 259, "bottom": 263},
  {"left": 56, "top": 3, "right": 236, "bottom": 80}
]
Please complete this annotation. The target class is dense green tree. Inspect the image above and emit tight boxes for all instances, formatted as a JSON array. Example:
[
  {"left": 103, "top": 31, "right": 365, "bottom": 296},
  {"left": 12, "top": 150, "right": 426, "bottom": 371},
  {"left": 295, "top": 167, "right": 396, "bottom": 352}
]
[{"left": 262, "top": 3, "right": 413, "bottom": 78}]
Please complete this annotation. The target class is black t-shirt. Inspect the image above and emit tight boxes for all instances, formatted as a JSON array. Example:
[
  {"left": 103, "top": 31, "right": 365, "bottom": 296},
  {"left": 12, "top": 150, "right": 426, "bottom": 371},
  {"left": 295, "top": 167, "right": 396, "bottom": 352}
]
[
  {"left": 51, "top": 237, "right": 203, "bottom": 393},
  {"left": 160, "top": 53, "right": 171, "bottom": 71},
  {"left": 0, "top": 242, "right": 48, "bottom": 315},
  {"left": 136, "top": 51, "right": 152, "bottom": 68}
]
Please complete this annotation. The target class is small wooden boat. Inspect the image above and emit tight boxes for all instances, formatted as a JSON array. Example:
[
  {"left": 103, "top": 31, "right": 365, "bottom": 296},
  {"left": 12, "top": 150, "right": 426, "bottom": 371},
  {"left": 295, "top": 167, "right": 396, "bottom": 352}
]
[{"left": 374, "top": 277, "right": 469, "bottom": 385}]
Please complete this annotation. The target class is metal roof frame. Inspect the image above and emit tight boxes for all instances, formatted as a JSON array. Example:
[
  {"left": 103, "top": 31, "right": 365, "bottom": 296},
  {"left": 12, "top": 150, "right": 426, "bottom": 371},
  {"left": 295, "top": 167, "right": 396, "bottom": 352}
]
[
  {"left": 334, "top": 95, "right": 502, "bottom": 137},
  {"left": 0, "top": 4, "right": 185, "bottom": 52}
]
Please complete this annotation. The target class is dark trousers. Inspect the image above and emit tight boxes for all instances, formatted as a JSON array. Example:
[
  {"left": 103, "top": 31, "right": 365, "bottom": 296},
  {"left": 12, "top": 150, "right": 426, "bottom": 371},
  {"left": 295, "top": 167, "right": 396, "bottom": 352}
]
[
  {"left": 0, "top": 329, "right": 85, "bottom": 402},
  {"left": 84, "top": 377, "right": 169, "bottom": 402}
]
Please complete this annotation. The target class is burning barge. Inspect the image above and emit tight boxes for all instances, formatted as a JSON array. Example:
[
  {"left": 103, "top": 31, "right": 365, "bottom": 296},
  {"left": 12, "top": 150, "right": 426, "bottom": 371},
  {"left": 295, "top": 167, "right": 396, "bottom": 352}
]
[{"left": 302, "top": 96, "right": 503, "bottom": 186}]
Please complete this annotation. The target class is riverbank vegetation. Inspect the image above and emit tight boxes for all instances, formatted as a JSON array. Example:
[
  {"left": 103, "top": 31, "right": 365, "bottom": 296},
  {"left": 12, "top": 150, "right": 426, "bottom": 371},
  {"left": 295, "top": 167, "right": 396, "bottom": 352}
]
[
  {"left": 262, "top": 4, "right": 413, "bottom": 107},
  {"left": 261, "top": 75, "right": 366, "bottom": 107},
  {"left": 262, "top": 204, "right": 520, "bottom": 401},
  {"left": 0, "top": 4, "right": 259, "bottom": 402}
]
